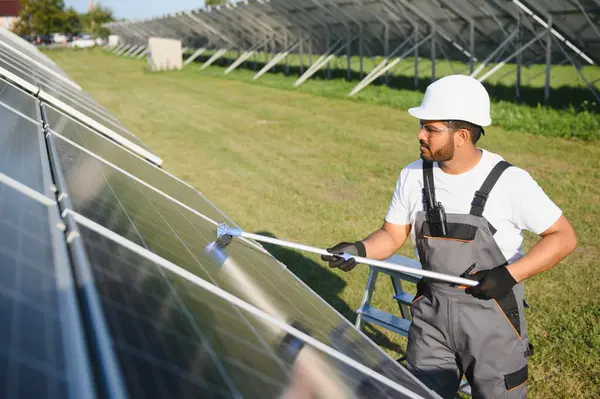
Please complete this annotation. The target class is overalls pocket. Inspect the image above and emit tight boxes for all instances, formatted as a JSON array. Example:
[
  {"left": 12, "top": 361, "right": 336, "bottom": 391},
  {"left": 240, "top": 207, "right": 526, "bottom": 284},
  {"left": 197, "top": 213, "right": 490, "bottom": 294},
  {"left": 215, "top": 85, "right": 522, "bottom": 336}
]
[{"left": 416, "top": 220, "right": 479, "bottom": 277}]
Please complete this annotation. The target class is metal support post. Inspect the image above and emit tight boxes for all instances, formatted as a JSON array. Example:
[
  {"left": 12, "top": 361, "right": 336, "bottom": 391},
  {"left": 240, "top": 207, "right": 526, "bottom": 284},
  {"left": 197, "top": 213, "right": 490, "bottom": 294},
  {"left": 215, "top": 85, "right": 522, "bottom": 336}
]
[
  {"left": 470, "top": 30, "right": 519, "bottom": 78},
  {"left": 477, "top": 31, "right": 547, "bottom": 83},
  {"left": 136, "top": 47, "right": 149, "bottom": 59},
  {"left": 253, "top": 42, "right": 301, "bottom": 80},
  {"left": 469, "top": 22, "right": 475, "bottom": 74},
  {"left": 271, "top": 37, "right": 276, "bottom": 72},
  {"left": 225, "top": 51, "right": 255, "bottom": 74},
  {"left": 200, "top": 48, "right": 229, "bottom": 70},
  {"left": 347, "top": 30, "right": 352, "bottom": 81},
  {"left": 359, "top": 25, "right": 364, "bottom": 79},
  {"left": 308, "top": 37, "right": 313, "bottom": 66},
  {"left": 131, "top": 45, "right": 146, "bottom": 58},
  {"left": 516, "top": 14, "right": 522, "bottom": 100},
  {"left": 384, "top": 23, "right": 390, "bottom": 85},
  {"left": 299, "top": 36, "right": 304, "bottom": 75},
  {"left": 545, "top": 16, "right": 552, "bottom": 103},
  {"left": 183, "top": 48, "right": 206, "bottom": 66},
  {"left": 431, "top": 30, "right": 436, "bottom": 81},
  {"left": 349, "top": 33, "right": 433, "bottom": 96},
  {"left": 264, "top": 39, "right": 268, "bottom": 64},
  {"left": 117, "top": 44, "right": 132, "bottom": 56},
  {"left": 111, "top": 43, "right": 125, "bottom": 54},
  {"left": 552, "top": 36, "right": 600, "bottom": 104},
  {"left": 326, "top": 29, "right": 332, "bottom": 80},
  {"left": 414, "top": 30, "right": 419, "bottom": 87},
  {"left": 285, "top": 33, "right": 289, "bottom": 76},
  {"left": 123, "top": 45, "right": 139, "bottom": 57},
  {"left": 294, "top": 35, "right": 359, "bottom": 87}
]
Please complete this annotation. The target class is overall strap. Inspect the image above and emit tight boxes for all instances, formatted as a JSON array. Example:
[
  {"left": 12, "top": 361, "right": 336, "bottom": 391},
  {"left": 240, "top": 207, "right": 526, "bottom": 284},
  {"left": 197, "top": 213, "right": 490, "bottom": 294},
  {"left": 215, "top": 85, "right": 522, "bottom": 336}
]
[
  {"left": 422, "top": 161, "right": 436, "bottom": 210},
  {"left": 470, "top": 160, "right": 512, "bottom": 216}
]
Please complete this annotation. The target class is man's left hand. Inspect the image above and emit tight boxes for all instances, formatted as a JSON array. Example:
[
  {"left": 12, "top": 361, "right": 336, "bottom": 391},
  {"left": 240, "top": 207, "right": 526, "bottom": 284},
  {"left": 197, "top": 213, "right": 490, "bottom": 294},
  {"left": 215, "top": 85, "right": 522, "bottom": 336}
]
[{"left": 465, "top": 266, "right": 517, "bottom": 300}]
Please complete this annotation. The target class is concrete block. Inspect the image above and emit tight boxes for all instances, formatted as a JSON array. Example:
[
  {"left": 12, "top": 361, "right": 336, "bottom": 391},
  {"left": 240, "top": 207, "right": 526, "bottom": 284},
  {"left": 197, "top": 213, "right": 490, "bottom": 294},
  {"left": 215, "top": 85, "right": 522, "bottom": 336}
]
[
  {"left": 148, "top": 37, "right": 182, "bottom": 72},
  {"left": 108, "top": 35, "right": 120, "bottom": 48}
]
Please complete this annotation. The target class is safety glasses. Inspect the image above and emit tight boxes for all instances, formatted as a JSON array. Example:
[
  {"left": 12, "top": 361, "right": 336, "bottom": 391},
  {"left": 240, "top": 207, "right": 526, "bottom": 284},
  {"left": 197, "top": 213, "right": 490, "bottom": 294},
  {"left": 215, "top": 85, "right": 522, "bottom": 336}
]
[{"left": 419, "top": 120, "right": 457, "bottom": 137}]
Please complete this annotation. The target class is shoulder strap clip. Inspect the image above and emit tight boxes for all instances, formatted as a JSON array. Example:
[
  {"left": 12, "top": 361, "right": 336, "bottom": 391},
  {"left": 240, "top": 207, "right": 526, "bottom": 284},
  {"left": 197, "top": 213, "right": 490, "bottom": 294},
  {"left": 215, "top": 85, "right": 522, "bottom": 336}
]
[{"left": 470, "top": 160, "right": 512, "bottom": 217}]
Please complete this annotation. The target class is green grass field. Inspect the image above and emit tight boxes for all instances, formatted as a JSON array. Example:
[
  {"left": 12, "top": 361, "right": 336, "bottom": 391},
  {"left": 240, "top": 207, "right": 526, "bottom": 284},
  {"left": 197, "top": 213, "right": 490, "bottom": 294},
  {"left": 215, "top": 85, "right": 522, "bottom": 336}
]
[
  {"left": 191, "top": 49, "right": 600, "bottom": 140},
  {"left": 47, "top": 49, "right": 599, "bottom": 398}
]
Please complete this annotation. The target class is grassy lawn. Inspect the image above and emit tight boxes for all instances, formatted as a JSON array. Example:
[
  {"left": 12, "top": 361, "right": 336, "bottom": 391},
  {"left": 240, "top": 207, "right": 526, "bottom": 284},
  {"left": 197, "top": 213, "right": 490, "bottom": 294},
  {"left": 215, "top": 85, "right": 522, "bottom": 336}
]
[
  {"left": 190, "top": 49, "right": 600, "bottom": 140},
  {"left": 47, "top": 49, "right": 599, "bottom": 398}
]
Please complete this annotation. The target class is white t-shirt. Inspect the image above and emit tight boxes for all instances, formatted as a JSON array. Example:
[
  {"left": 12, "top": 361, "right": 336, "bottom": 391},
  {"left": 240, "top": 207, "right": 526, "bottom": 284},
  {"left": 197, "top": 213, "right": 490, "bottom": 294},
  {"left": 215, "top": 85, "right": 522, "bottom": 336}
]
[{"left": 385, "top": 149, "right": 562, "bottom": 263}]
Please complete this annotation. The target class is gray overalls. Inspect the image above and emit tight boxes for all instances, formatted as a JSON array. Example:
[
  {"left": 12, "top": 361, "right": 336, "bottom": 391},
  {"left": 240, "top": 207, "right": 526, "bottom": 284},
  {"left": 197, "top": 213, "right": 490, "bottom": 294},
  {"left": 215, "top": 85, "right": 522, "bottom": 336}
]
[{"left": 406, "top": 161, "right": 533, "bottom": 399}]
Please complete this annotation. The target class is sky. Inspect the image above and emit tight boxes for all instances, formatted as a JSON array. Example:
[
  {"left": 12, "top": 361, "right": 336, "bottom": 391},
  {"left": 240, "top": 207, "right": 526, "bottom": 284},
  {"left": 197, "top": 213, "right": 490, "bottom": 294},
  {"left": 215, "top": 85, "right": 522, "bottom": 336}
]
[{"left": 65, "top": 0, "right": 207, "bottom": 20}]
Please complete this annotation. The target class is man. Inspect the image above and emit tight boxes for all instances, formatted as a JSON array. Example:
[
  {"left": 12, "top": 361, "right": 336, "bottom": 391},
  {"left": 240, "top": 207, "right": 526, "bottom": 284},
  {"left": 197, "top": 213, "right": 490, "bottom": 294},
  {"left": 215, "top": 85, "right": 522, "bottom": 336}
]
[{"left": 322, "top": 74, "right": 577, "bottom": 399}]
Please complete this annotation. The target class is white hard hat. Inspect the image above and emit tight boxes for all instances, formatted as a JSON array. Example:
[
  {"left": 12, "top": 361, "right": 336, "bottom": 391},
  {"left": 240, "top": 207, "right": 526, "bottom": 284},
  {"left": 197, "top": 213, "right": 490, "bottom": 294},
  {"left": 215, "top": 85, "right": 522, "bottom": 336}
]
[{"left": 408, "top": 74, "right": 492, "bottom": 127}]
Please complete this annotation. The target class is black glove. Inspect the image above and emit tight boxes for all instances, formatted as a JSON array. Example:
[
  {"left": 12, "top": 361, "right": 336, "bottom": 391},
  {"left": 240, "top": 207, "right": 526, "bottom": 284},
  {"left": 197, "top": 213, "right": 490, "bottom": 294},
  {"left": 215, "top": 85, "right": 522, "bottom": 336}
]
[
  {"left": 321, "top": 241, "right": 366, "bottom": 272},
  {"left": 465, "top": 266, "right": 517, "bottom": 300}
]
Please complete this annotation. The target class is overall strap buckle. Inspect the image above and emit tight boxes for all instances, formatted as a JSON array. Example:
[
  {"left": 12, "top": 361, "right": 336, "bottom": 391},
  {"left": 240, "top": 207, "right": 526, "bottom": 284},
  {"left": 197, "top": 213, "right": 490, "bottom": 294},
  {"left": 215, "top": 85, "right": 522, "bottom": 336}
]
[
  {"left": 470, "top": 161, "right": 512, "bottom": 217},
  {"left": 471, "top": 190, "right": 488, "bottom": 212}
]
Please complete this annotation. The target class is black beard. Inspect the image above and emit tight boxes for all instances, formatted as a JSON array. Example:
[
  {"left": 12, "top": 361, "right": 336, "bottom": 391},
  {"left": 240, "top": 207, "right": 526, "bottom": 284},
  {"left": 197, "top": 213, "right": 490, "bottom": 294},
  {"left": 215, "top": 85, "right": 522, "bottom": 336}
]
[{"left": 420, "top": 135, "right": 455, "bottom": 162}]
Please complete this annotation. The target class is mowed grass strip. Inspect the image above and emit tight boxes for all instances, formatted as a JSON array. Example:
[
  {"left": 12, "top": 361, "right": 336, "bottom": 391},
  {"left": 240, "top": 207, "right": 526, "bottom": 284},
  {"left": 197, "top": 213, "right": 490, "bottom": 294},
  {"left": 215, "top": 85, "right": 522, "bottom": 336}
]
[{"left": 48, "top": 49, "right": 600, "bottom": 398}]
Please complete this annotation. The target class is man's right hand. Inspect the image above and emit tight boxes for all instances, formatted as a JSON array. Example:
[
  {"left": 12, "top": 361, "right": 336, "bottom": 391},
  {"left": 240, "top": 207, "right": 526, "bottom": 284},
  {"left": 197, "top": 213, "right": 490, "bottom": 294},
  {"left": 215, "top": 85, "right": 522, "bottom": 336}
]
[{"left": 321, "top": 241, "right": 366, "bottom": 272}]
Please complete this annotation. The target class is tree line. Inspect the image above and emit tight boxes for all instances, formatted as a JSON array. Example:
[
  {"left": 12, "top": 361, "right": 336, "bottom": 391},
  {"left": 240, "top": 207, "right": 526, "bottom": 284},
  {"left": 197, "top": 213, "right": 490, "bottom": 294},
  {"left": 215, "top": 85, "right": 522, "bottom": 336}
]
[{"left": 12, "top": 0, "right": 116, "bottom": 38}]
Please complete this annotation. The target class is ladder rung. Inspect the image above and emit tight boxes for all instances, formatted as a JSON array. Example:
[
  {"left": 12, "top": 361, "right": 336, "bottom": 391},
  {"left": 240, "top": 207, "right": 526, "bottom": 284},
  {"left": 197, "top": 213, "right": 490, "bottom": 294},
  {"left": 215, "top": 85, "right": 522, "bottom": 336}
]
[
  {"left": 393, "top": 292, "right": 415, "bottom": 305},
  {"left": 373, "top": 266, "right": 422, "bottom": 284},
  {"left": 357, "top": 306, "right": 411, "bottom": 336}
]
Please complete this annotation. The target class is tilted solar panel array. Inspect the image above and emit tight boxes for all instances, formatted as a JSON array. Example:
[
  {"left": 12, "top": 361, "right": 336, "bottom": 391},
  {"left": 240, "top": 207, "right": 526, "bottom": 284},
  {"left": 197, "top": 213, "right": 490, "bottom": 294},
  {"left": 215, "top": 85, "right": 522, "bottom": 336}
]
[
  {"left": 0, "top": 29, "right": 440, "bottom": 398},
  {"left": 107, "top": 0, "right": 600, "bottom": 66}
]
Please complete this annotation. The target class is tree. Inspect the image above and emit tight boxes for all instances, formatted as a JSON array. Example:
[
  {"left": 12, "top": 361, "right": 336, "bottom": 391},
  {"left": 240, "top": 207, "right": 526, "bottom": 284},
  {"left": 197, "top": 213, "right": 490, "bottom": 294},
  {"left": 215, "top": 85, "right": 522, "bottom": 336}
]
[
  {"left": 206, "top": 0, "right": 229, "bottom": 6},
  {"left": 13, "top": 0, "right": 71, "bottom": 36},
  {"left": 62, "top": 7, "right": 82, "bottom": 35},
  {"left": 81, "top": 4, "right": 115, "bottom": 38}
]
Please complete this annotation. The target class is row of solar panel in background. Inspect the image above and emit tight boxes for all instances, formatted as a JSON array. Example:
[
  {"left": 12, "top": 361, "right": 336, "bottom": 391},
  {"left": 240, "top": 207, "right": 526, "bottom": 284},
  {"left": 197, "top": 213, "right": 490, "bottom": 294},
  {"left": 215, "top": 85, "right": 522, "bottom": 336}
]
[
  {"left": 0, "top": 34, "right": 439, "bottom": 399},
  {"left": 108, "top": 0, "right": 600, "bottom": 65}
]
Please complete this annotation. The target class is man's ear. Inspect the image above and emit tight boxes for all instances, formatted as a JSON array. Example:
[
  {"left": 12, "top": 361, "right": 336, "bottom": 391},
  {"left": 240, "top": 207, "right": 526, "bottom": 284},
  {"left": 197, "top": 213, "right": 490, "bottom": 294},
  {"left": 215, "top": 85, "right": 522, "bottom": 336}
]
[{"left": 455, "top": 129, "right": 470, "bottom": 147}]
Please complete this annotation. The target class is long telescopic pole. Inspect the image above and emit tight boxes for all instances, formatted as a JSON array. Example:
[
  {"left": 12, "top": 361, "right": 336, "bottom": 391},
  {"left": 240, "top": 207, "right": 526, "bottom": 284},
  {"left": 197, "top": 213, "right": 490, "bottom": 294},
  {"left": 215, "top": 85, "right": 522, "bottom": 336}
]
[{"left": 217, "top": 224, "right": 478, "bottom": 287}]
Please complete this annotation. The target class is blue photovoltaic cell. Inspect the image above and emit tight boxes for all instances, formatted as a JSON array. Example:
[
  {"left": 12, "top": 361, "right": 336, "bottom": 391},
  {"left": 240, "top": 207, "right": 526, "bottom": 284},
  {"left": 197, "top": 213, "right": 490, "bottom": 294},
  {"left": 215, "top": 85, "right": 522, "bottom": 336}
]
[
  {"left": 0, "top": 79, "right": 39, "bottom": 121},
  {"left": 0, "top": 89, "right": 46, "bottom": 194},
  {"left": 0, "top": 183, "right": 91, "bottom": 398},
  {"left": 50, "top": 125, "right": 435, "bottom": 398}
]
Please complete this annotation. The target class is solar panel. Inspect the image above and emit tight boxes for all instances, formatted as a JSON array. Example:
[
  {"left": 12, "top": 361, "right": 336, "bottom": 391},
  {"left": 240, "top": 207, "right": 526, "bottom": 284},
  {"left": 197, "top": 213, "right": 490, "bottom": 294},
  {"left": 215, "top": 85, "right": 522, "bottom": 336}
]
[
  {"left": 73, "top": 220, "right": 434, "bottom": 398},
  {"left": 47, "top": 129, "right": 436, "bottom": 397},
  {"left": 0, "top": 24, "right": 440, "bottom": 399},
  {"left": 0, "top": 28, "right": 68, "bottom": 77},
  {"left": 43, "top": 103, "right": 237, "bottom": 227},
  {"left": 0, "top": 53, "right": 38, "bottom": 90},
  {"left": 36, "top": 75, "right": 120, "bottom": 124},
  {"left": 38, "top": 87, "right": 162, "bottom": 166},
  {"left": 0, "top": 86, "right": 47, "bottom": 194},
  {"left": 0, "top": 180, "right": 93, "bottom": 399},
  {"left": 0, "top": 78, "right": 39, "bottom": 121}
]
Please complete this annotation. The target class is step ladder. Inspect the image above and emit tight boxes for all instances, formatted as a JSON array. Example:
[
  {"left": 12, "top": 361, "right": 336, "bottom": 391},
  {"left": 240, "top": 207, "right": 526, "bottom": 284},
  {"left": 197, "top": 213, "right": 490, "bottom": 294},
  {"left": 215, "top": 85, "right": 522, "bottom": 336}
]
[
  {"left": 354, "top": 255, "right": 472, "bottom": 396},
  {"left": 355, "top": 255, "right": 421, "bottom": 336}
]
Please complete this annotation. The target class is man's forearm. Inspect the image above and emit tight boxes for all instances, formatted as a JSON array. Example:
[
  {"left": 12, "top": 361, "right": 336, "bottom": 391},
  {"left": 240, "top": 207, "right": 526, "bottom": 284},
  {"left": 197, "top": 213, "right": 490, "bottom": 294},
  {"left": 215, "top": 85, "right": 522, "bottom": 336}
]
[
  {"left": 507, "top": 229, "right": 577, "bottom": 283},
  {"left": 361, "top": 229, "right": 406, "bottom": 260}
]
